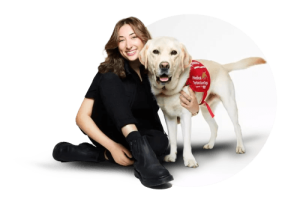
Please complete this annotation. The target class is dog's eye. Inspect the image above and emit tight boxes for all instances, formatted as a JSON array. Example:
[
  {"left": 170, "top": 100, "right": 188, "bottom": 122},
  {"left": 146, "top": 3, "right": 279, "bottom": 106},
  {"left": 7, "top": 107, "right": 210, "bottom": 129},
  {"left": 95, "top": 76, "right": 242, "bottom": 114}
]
[
  {"left": 171, "top": 50, "right": 177, "bottom": 55},
  {"left": 153, "top": 50, "right": 159, "bottom": 54}
]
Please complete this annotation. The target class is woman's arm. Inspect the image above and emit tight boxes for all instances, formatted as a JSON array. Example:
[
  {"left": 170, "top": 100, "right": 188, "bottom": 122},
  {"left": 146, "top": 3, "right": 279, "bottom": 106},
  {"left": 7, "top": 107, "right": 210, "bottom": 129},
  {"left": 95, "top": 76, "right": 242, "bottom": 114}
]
[
  {"left": 75, "top": 98, "right": 134, "bottom": 166},
  {"left": 76, "top": 98, "right": 115, "bottom": 150}
]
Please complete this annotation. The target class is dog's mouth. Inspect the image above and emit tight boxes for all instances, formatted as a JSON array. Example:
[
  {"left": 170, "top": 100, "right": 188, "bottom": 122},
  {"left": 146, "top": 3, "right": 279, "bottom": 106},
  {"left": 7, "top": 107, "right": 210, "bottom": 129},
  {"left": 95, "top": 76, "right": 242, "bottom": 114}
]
[{"left": 157, "top": 74, "right": 172, "bottom": 84}]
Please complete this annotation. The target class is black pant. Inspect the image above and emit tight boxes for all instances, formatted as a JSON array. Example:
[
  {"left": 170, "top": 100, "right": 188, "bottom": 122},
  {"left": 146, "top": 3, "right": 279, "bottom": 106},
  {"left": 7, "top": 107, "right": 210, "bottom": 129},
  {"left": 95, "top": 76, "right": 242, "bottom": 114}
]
[{"left": 86, "top": 72, "right": 169, "bottom": 159}]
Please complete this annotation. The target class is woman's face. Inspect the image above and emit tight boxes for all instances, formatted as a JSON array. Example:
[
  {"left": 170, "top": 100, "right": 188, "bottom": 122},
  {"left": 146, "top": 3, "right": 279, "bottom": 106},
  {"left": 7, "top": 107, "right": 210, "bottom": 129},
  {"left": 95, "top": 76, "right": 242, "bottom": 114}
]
[{"left": 118, "top": 24, "right": 144, "bottom": 62}]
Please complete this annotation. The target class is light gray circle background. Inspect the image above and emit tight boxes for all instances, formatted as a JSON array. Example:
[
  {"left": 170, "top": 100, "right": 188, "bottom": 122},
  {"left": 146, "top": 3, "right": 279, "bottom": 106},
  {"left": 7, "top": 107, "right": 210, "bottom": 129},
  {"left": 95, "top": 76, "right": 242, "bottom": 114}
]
[{"left": 147, "top": 13, "right": 278, "bottom": 186}]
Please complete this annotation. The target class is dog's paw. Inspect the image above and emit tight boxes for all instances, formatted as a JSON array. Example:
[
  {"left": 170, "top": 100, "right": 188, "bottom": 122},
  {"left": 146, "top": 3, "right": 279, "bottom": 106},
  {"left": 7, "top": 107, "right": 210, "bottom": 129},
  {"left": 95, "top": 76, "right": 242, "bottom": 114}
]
[
  {"left": 203, "top": 143, "right": 214, "bottom": 149},
  {"left": 164, "top": 154, "right": 177, "bottom": 162},
  {"left": 183, "top": 156, "right": 199, "bottom": 168},
  {"left": 236, "top": 146, "right": 245, "bottom": 154},
  {"left": 184, "top": 159, "right": 199, "bottom": 168}
]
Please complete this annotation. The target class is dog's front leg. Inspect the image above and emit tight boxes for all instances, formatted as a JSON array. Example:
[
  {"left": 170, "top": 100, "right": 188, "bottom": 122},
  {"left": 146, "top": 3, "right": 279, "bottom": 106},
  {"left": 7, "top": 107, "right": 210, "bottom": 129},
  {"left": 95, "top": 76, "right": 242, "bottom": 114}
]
[
  {"left": 163, "top": 114, "right": 178, "bottom": 163},
  {"left": 181, "top": 111, "right": 199, "bottom": 168}
]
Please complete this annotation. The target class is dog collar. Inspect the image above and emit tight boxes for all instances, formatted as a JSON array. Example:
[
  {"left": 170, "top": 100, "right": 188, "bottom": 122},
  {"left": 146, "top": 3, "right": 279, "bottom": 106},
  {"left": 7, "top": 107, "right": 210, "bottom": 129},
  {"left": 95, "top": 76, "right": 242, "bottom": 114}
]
[{"left": 186, "top": 60, "right": 214, "bottom": 118}]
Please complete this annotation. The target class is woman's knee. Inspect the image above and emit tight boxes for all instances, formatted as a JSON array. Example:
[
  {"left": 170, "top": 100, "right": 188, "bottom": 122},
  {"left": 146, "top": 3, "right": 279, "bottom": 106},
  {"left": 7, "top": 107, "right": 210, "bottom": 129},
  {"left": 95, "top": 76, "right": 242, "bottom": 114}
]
[
  {"left": 145, "top": 132, "right": 169, "bottom": 155},
  {"left": 159, "top": 134, "right": 169, "bottom": 149}
]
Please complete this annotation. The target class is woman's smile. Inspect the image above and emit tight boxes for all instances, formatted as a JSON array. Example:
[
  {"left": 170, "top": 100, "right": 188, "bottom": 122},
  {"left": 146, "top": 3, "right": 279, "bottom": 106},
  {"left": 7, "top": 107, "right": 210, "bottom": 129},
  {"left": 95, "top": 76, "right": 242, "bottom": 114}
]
[{"left": 126, "top": 49, "right": 137, "bottom": 56}]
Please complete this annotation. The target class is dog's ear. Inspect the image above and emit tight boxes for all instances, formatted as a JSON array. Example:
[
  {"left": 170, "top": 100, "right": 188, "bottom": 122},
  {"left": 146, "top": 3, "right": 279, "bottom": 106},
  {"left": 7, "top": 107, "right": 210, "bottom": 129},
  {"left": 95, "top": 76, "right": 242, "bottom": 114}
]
[
  {"left": 180, "top": 43, "right": 192, "bottom": 71},
  {"left": 139, "top": 40, "right": 152, "bottom": 69}
]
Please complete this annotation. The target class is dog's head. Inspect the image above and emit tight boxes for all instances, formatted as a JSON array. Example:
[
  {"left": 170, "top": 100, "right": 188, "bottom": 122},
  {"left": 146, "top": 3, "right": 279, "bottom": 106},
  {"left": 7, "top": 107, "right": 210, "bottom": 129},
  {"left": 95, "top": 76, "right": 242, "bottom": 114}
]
[{"left": 139, "top": 37, "right": 192, "bottom": 85}]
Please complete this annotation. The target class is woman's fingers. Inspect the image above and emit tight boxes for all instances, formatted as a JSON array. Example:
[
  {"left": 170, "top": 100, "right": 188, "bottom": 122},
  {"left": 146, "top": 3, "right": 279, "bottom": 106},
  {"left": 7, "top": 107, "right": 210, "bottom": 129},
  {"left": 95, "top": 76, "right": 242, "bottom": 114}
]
[
  {"left": 121, "top": 153, "right": 134, "bottom": 166},
  {"left": 119, "top": 145, "right": 133, "bottom": 166},
  {"left": 181, "top": 102, "right": 188, "bottom": 108},
  {"left": 180, "top": 88, "right": 197, "bottom": 106},
  {"left": 180, "top": 88, "right": 200, "bottom": 114},
  {"left": 117, "top": 155, "right": 133, "bottom": 166},
  {"left": 110, "top": 143, "right": 134, "bottom": 166},
  {"left": 180, "top": 90, "right": 192, "bottom": 102},
  {"left": 180, "top": 94, "right": 190, "bottom": 106},
  {"left": 122, "top": 147, "right": 132, "bottom": 159}
]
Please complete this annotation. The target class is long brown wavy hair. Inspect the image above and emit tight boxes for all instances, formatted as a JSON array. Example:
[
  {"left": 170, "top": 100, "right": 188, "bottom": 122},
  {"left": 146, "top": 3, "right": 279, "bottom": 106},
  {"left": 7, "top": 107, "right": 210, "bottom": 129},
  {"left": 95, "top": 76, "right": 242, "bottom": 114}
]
[{"left": 98, "top": 17, "right": 152, "bottom": 78}]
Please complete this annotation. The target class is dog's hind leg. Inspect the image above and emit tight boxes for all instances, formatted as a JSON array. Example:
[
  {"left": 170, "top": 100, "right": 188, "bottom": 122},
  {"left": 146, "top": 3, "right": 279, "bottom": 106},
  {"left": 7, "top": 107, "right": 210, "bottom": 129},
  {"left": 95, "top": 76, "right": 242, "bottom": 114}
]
[
  {"left": 217, "top": 82, "right": 246, "bottom": 154},
  {"left": 163, "top": 114, "right": 178, "bottom": 163},
  {"left": 201, "top": 101, "right": 219, "bottom": 149}
]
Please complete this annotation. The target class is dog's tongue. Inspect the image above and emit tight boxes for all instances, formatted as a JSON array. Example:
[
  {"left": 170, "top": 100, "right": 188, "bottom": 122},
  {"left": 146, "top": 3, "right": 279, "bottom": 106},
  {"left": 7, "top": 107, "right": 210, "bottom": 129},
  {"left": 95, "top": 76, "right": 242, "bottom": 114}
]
[{"left": 160, "top": 77, "right": 169, "bottom": 82}]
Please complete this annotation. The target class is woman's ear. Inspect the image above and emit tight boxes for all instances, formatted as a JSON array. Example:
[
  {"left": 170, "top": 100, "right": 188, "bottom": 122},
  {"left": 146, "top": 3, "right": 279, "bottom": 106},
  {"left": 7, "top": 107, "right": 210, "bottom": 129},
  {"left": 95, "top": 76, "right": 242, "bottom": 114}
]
[
  {"left": 139, "top": 40, "right": 151, "bottom": 69},
  {"left": 180, "top": 43, "right": 192, "bottom": 71}
]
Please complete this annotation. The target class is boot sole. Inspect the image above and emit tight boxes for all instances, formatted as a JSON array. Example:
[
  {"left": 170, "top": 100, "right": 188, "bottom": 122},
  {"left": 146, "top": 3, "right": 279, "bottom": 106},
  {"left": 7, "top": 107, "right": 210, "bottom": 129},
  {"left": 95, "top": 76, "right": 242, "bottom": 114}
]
[{"left": 134, "top": 169, "right": 174, "bottom": 187}]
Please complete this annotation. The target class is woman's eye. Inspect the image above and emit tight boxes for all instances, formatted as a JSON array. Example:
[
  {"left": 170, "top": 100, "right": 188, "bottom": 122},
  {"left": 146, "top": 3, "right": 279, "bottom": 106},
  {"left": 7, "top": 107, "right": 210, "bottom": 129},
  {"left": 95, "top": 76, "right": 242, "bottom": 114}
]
[
  {"left": 171, "top": 50, "right": 177, "bottom": 55},
  {"left": 153, "top": 50, "right": 159, "bottom": 54},
  {"left": 119, "top": 40, "right": 124, "bottom": 42}
]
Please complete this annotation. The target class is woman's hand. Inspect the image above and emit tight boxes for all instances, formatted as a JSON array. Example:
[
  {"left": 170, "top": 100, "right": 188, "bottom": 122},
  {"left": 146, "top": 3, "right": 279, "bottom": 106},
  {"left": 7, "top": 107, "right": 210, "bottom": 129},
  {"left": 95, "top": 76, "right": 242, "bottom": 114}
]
[
  {"left": 180, "top": 87, "right": 199, "bottom": 115},
  {"left": 109, "top": 143, "right": 134, "bottom": 166}
]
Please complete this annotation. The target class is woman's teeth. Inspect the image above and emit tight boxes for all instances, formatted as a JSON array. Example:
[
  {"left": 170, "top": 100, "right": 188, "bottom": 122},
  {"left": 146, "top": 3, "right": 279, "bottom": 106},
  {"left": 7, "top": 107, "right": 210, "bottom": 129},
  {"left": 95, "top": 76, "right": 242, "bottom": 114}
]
[{"left": 126, "top": 50, "right": 136, "bottom": 56}]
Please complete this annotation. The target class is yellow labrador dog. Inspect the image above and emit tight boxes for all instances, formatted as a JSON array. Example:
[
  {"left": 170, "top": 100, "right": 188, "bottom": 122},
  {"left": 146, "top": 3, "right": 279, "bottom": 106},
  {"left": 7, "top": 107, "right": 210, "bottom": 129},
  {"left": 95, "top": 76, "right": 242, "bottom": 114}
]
[{"left": 139, "top": 37, "right": 266, "bottom": 168}]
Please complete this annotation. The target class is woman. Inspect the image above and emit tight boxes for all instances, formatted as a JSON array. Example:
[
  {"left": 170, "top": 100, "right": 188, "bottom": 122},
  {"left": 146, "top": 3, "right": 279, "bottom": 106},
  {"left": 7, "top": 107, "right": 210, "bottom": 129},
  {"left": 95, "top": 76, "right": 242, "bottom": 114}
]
[{"left": 52, "top": 17, "right": 199, "bottom": 187}]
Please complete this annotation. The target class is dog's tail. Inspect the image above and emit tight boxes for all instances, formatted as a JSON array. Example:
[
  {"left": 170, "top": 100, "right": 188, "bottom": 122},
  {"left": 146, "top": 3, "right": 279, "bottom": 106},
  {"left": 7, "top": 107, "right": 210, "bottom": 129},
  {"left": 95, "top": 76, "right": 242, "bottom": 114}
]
[{"left": 222, "top": 57, "right": 266, "bottom": 72}]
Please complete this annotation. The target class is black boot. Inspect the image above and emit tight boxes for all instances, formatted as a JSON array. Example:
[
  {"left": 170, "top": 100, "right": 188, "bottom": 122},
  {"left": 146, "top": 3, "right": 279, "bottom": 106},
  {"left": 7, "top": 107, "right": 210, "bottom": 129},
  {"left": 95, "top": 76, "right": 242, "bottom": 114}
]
[
  {"left": 126, "top": 131, "right": 174, "bottom": 187},
  {"left": 52, "top": 142, "right": 105, "bottom": 163}
]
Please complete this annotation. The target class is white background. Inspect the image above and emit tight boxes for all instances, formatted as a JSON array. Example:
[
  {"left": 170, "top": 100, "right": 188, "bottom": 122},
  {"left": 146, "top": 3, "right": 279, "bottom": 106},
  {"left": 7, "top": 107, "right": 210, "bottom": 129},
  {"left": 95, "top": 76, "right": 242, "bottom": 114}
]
[{"left": 15, "top": 14, "right": 278, "bottom": 189}]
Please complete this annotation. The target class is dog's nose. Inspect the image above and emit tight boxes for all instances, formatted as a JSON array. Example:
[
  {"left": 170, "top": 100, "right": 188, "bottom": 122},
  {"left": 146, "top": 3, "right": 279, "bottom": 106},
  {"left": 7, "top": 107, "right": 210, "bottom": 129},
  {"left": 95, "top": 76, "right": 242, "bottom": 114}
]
[{"left": 159, "top": 62, "right": 170, "bottom": 69}]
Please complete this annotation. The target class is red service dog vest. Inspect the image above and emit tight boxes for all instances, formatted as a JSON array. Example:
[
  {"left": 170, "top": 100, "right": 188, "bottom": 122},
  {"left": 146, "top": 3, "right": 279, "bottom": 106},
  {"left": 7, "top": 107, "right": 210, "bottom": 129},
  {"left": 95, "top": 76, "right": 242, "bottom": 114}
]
[{"left": 185, "top": 60, "right": 214, "bottom": 118}]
